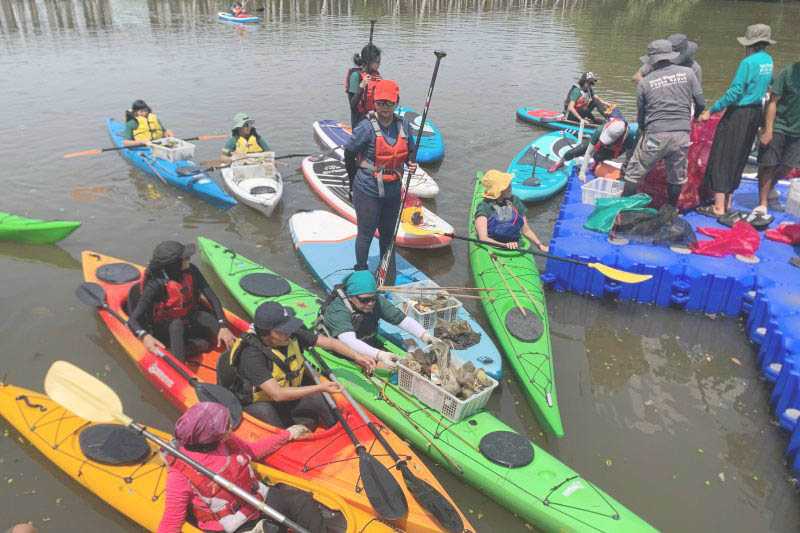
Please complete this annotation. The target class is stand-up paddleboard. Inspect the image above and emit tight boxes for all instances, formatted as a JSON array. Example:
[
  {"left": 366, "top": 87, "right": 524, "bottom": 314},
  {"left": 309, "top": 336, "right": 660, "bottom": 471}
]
[
  {"left": 290, "top": 210, "right": 503, "bottom": 379},
  {"left": 313, "top": 120, "right": 439, "bottom": 198},
  {"left": 217, "top": 11, "right": 260, "bottom": 23},
  {"left": 516, "top": 106, "right": 601, "bottom": 137},
  {"left": 394, "top": 106, "right": 445, "bottom": 164},
  {"left": 507, "top": 131, "right": 579, "bottom": 202},
  {"left": 301, "top": 154, "right": 452, "bottom": 249}
]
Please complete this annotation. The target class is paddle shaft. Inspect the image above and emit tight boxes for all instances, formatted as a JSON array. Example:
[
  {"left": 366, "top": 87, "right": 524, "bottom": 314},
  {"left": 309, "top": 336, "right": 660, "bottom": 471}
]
[
  {"left": 131, "top": 422, "right": 308, "bottom": 532},
  {"left": 378, "top": 51, "right": 446, "bottom": 285},
  {"left": 64, "top": 135, "right": 224, "bottom": 158},
  {"left": 302, "top": 362, "right": 364, "bottom": 450},
  {"left": 446, "top": 232, "right": 590, "bottom": 267},
  {"left": 179, "top": 152, "right": 309, "bottom": 176},
  {"left": 489, "top": 254, "right": 527, "bottom": 316},
  {"left": 369, "top": 20, "right": 376, "bottom": 44}
]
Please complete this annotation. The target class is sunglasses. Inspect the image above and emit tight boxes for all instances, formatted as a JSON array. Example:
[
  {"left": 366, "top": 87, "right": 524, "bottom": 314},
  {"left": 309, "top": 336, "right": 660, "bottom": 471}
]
[
  {"left": 356, "top": 295, "right": 376, "bottom": 303},
  {"left": 375, "top": 100, "right": 396, "bottom": 108}
]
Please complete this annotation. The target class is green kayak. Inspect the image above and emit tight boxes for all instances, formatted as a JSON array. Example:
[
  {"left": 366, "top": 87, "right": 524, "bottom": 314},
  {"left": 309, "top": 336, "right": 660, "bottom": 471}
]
[
  {"left": 468, "top": 173, "right": 563, "bottom": 437},
  {"left": 197, "top": 236, "right": 656, "bottom": 532},
  {"left": 0, "top": 211, "right": 80, "bottom": 244}
]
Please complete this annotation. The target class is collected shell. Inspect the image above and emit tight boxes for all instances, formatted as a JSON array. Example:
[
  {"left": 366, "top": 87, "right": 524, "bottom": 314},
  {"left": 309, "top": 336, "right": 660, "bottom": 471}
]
[
  {"left": 456, "top": 362, "right": 476, "bottom": 386},
  {"left": 441, "top": 368, "right": 461, "bottom": 395},
  {"left": 434, "top": 319, "right": 481, "bottom": 350},
  {"left": 405, "top": 359, "right": 423, "bottom": 374},
  {"left": 410, "top": 347, "right": 437, "bottom": 368}
]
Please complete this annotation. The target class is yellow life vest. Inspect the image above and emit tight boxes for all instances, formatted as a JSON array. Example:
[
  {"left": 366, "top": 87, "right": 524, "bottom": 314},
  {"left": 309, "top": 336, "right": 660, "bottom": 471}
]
[
  {"left": 235, "top": 134, "right": 263, "bottom": 154},
  {"left": 250, "top": 338, "right": 305, "bottom": 401},
  {"left": 132, "top": 113, "right": 164, "bottom": 142}
]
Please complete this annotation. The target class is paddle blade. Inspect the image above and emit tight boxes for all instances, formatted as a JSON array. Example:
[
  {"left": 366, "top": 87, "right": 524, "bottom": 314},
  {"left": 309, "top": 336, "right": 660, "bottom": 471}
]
[
  {"left": 75, "top": 282, "right": 107, "bottom": 308},
  {"left": 64, "top": 148, "right": 101, "bottom": 158},
  {"left": 196, "top": 134, "right": 227, "bottom": 141},
  {"left": 194, "top": 383, "right": 244, "bottom": 429},
  {"left": 589, "top": 263, "right": 652, "bottom": 284},
  {"left": 358, "top": 448, "right": 408, "bottom": 521},
  {"left": 400, "top": 465, "right": 463, "bottom": 532},
  {"left": 44, "top": 361, "right": 131, "bottom": 425}
]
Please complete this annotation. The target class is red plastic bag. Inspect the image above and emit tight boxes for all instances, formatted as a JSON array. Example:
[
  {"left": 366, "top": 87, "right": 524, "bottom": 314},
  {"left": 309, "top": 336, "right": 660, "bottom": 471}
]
[
  {"left": 691, "top": 220, "right": 760, "bottom": 257},
  {"left": 638, "top": 114, "right": 721, "bottom": 210},
  {"left": 766, "top": 223, "right": 800, "bottom": 245}
]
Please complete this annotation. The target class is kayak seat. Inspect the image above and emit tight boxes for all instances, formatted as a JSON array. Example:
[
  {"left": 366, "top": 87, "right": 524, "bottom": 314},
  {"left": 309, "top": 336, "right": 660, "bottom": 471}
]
[
  {"left": 79, "top": 424, "right": 150, "bottom": 465},
  {"left": 96, "top": 262, "right": 141, "bottom": 284},
  {"left": 239, "top": 273, "right": 291, "bottom": 297}
]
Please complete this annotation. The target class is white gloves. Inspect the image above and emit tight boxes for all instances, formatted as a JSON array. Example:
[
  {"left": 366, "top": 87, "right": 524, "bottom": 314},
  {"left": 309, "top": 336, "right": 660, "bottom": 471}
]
[
  {"left": 377, "top": 351, "right": 398, "bottom": 366},
  {"left": 286, "top": 424, "right": 310, "bottom": 440}
]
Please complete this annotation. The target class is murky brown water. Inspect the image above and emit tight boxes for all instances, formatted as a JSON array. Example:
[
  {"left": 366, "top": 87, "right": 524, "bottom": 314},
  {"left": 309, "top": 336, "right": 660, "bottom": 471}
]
[{"left": 2, "top": 0, "right": 800, "bottom": 531}]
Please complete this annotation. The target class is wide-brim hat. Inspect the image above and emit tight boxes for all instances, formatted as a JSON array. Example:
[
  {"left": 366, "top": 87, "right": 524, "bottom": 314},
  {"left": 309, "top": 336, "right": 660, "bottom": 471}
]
[
  {"left": 481, "top": 170, "right": 513, "bottom": 200},
  {"left": 737, "top": 23, "right": 776, "bottom": 46},
  {"left": 152, "top": 241, "right": 195, "bottom": 266},
  {"left": 640, "top": 39, "right": 680, "bottom": 65},
  {"left": 232, "top": 112, "right": 254, "bottom": 129}
]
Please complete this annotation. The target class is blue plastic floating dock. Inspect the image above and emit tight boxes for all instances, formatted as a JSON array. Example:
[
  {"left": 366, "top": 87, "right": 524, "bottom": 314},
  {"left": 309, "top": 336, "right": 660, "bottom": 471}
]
[{"left": 543, "top": 169, "right": 800, "bottom": 471}]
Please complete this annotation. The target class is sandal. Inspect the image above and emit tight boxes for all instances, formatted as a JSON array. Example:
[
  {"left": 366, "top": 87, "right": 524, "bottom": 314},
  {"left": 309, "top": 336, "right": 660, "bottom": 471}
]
[
  {"left": 696, "top": 205, "right": 722, "bottom": 219},
  {"left": 718, "top": 210, "right": 747, "bottom": 228},
  {"left": 745, "top": 209, "right": 774, "bottom": 231},
  {"left": 790, "top": 257, "right": 800, "bottom": 269}
]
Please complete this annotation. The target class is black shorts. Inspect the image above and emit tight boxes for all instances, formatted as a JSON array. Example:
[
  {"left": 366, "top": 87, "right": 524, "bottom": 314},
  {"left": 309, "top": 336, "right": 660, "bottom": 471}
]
[{"left": 758, "top": 131, "right": 800, "bottom": 170}]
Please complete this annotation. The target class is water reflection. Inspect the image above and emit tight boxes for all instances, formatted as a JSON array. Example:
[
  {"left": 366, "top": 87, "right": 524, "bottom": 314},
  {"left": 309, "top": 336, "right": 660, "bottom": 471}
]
[{"left": 0, "top": 0, "right": 112, "bottom": 33}]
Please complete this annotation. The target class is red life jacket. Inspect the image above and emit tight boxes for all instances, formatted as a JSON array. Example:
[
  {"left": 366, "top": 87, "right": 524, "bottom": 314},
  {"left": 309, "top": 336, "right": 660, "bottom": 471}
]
[
  {"left": 359, "top": 112, "right": 408, "bottom": 182},
  {"left": 344, "top": 68, "right": 382, "bottom": 114},
  {"left": 594, "top": 118, "right": 629, "bottom": 159},
  {"left": 167, "top": 440, "right": 268, "bottom": 532},
  {"left": 144, "top": 271, "right": 196, "bottom": 323},
  {"left": 564, "top": 83, "right": 595, "bottom": 114}
]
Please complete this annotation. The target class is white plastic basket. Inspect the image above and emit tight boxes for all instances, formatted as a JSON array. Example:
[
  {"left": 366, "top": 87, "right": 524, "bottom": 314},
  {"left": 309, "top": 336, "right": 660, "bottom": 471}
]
[
  {"left": 786, "top": 179, "right": 800, "bottom": 217},
  {"left": 231, "top": 152, "right": 276, "bottom": 181},
  {"left": 397, "top": 345, "right": 498, "bottom": 422},
  {"left": 389, "top": 281, "right": 462, "bottom": 334},
  {"left": 150, "top": 137, "right": 196, "bottom": 162},
  {"left": 581, "top": 177, "right": 624, "bottom": 206}
]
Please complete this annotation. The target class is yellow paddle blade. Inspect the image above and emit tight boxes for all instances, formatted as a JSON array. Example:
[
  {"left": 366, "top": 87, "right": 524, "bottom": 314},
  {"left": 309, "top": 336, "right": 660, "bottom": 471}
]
[
  {"left": 588, "top": 263, "right": 653, "bottom": 284},
  {"left": 44, "top": 361, "right": 132, "bottom": 425}
]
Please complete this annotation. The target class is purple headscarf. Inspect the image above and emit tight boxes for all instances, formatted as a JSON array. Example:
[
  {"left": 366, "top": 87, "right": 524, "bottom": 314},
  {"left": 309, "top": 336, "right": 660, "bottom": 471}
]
[{"left": 175, "top": 402, "right": 230, "bottom": 446}]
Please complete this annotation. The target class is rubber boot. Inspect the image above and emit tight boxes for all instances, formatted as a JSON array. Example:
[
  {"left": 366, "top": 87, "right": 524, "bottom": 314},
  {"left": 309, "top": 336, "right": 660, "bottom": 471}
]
[
  {"left": 667, "top": 183, "right": 683, "bottom": 208},
  {"left": 622, "top": 179, "right": 638, "bottom": 197}
]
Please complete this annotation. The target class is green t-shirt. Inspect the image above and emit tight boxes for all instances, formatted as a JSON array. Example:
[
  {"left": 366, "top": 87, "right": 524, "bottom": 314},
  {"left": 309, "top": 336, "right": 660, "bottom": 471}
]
[
  {"left": 474, "top": 196, "right": 526, "bottom": 221},
  {"left": 772, "top": 63, "right": 800, "bottom": 137},
  {"left": 222, "top": 132, "right": 270, "bottom": 155},
  {"left": 323, "top": 295, "right": 405, "bottom": 338},
  {"left": 123, "top": 117, "right": 168, "bottom": 140},
  {"left": 347, "top": 69, "right": 362, "bottom": 95}
]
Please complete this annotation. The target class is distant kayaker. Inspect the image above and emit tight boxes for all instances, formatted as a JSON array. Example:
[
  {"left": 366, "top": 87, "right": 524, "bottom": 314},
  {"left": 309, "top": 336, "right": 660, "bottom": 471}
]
[
  {"left": 563, "top": 72, "right": 610, "bottom": 125},
  {"left": 127, "top": 240, "right": 236, "bottom": 362},
  {"left": 156, "top": 401, "right": 341, "bottom": 533},
  {"left": 122, "top": 100, "right": 174, "bottom": 147},
  {"left": 319, "top": 270, "right": 442, "bottom": 368},
  {"left": 548, "top": 103, "right": 637, "bottom": 180},
  {"left": 220, "top": 112, "right": 270, "bottom": 164},
  {"left": 231, "top": 1, "right": 247, "bottom": 17},
  {"left": 475, "top": 170, "right": 549, "bottom": 251},
  {"left": 343, "top": 79, "right": 417, "bottom": 284},
  {"left": 218, "top": 302, "right": 375, "bottom": 430},
  {"left": 697, "top": 24, "right": 774, "bottom": 221},
  {"left": 634, "top": 34, "right": 703, "bottom": 87},
  {"left": 345, "top": 43, "right": 382, "bottom": 128},
  {"left": 621, "top": 39, "right": 705, "bottom": 206}
]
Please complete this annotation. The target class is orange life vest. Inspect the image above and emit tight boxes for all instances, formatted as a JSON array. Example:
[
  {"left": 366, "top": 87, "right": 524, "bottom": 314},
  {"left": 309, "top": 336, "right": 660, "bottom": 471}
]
[
  {"left": 167, "top": 440, "right": 267, "bottom": 532},
  {"left": 344, "top": 69, "right": 382, "bottom": 114},
  {"left": 359, "top": 112, "right": 408, "bottom": 183},
  {"left": 144, "top": 271, "right": 196, "bottom": 323}
]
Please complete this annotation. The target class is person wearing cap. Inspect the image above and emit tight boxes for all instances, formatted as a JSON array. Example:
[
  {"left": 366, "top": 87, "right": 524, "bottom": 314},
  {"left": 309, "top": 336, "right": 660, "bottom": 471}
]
[
  {"left": 622, "top": 39, "right": 705, "bottom": 206},
  {"left": 634, "top": 34, "right": 702, "bottom": 87},
  {"left": 220, "top": 302, "right": 375, "bottom": 430},
  {"left": 123, "top": 100, "right": 174, "bottom": 147},
  {"left": 474, "top": 170, "right": 548, "bottom": 251},
  {"left": 563, "top": 72, "right": 609, "bottom": 125},
  {"left": 127, "top": 241, "right": 236, "bottom": 362},
  {"left": 320, "top": 270, "right": 441, "bottom": 368},
  {"left": 220, "top": 113, "right": 270, "bottom": 164},
  {"left": 345, "top": 43, "right": 382, "bottom": 129},
  {"left": 343, "top": 79, "right": 417, "bottom": 284},
  {"left": 157, "top": 402, "right": 342, "bottom": 533},
  {"left": 754, "top": 52, "right": 800, "bottom": 222},
  {"left": 697, "top": 24, "right": 774, "bottom": 220},
  {"left": 548, "top": 103, "right": 637, "bottom": 180}
]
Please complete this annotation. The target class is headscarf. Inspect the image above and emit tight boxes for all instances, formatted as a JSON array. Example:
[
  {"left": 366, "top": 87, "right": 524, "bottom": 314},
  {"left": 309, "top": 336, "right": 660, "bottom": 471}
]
[{"left": 175, "top": 402, "right": 230, "bottom": 446}]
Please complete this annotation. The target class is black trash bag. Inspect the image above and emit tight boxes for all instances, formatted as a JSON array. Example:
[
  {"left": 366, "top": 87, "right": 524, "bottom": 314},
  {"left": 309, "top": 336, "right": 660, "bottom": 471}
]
[{"left": 611, "top": 205, "right": 697, "bottom": 247}]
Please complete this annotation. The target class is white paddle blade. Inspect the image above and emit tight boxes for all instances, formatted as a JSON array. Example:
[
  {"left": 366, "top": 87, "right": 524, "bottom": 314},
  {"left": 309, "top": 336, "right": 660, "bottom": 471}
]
[{"left": 44, "top": 361, "right": 131, "bottom": 425}]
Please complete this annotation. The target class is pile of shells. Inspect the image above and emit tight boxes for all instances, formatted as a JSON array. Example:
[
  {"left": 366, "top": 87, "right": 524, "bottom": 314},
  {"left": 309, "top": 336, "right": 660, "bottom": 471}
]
[
  {"left": 434, "top": 319, "right": 481, "bottom": 350},
  {"left": 403, "top": 348, "right": 493, "bottom": 400}
]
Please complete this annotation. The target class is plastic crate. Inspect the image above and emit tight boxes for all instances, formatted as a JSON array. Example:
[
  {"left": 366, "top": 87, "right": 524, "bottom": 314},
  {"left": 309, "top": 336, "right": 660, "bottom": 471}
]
[
  {"left": 581, "top": 177, "right": 624, "bottom": 205},
  {"left": 390, "top": 281, "right": 462, "bottom": 334},
  {"left": 397, "top": 345, "right": 498, "bottom": 422},
  {"left": 231, "top": 152, "right": 276, "bottom": 182},
  {"left": 787, "top": 179, "right": 800, "bottom": 217},
  {"left": 150, "top": 137, "right": 195, "bottom": 162}
]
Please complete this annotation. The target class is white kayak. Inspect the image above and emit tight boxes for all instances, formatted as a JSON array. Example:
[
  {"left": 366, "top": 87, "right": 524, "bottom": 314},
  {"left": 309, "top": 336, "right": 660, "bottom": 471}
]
[
  {"left": 312, "top": 120, "right": 440, "bottom": 198},
  {"left": 301, "top": 154, "right": 452, "bottom": 249},
  {"left": 221, "top": 155, "right": 283, "bottom": 216}
]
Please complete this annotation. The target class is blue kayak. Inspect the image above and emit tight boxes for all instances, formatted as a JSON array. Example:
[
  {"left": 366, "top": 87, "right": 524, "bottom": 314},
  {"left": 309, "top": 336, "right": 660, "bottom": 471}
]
[
  {"left": 507, "top": 131, "right": 578, "bottom": 202},
  {"left": 394, "top": 106, "right": 445, "bottom": 164},
  {"left": 106, "top": 119, "right": 236, "bottom": 209},
  {"left": 217, "top": 11, "right": 260, "bottom": 23},
  {"left": 290, "top": 210, "right": 503, "bottom": 380}
]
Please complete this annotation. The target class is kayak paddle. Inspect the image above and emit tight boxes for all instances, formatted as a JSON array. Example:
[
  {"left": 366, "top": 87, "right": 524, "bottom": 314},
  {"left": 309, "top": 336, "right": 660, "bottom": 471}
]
[
  {"left": 75, "top": 282, "right": 243, "bottom": 428},
  {"left": 176, "top": 152, "right": 316, "bottom": 177},
  {"left": 308, "top": 349, "right": 464, "bottom": 532},
  {"left": 63, "top": 135, "right": 227, "bottom": 159},
  {"left": 44, "top": 361, "right": 310, "bottom": 533},
  {"left": 302, "top": 361, "right": 409, "bottom": 521},
  {"left": 401, "top": 226, "right": 652, "bottom": 284}
]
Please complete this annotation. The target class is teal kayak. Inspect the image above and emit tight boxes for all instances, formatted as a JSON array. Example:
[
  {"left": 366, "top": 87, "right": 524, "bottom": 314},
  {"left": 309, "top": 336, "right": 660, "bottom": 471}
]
[
  {"left": 197, "top": 235, "right": 657, "bottom": 533},
  {"left": 0, "top": 211, "right": 80, "bottom": 244},
  {"left": 468, "top": 173, "right": 563, "bottom": 437}
]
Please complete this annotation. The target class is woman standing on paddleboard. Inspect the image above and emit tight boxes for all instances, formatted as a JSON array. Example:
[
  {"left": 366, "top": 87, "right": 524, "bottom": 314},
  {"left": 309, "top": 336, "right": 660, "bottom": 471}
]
[
  {"left": 344, "top": 79, "right": 417, "bottom": 284},
  {"left": 345, "top": 44, "right": 382, "bottom": 129}
]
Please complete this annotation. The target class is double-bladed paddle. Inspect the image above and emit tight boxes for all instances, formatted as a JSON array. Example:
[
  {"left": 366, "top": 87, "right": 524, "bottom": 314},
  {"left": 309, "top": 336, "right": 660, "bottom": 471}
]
[
  {"left": 44, "top": 361, "right": 309, "bottom": 533},
  {"left": 302, "top": 361, "right": 408, "bottom": 521},
  {"left": 75, "top": 282, "right": 243, "bottom": 428},
  {"left": 308, "top": 349, "right": 464, "bottom": 532},
  {"left": 63, "top": 135, "right": 227, "bottom": 159}
]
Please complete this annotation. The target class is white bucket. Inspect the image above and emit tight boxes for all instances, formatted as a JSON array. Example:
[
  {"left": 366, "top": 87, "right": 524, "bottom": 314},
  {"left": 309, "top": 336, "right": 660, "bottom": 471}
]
[{"left": 786, "top": 179, "right": 800, "bottom": 217}]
